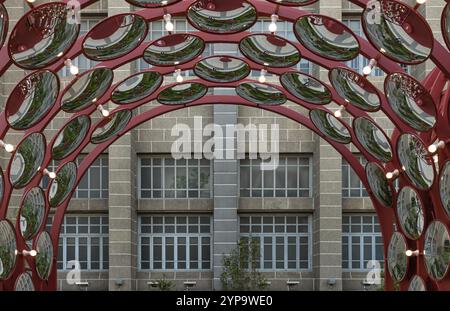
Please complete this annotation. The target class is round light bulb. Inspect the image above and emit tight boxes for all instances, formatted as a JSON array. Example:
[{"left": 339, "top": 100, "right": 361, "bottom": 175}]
[
  {"left": 363, "top": 65, "right": 372, "bottom": 76},
  {"left": 49, "top": 172, "right": 56, "bottom": 179},
  {"left": 27, "top": 0, "right": 36, "bottom": 3},
  {"left": 405, "top": 250, "right": 413, "bottom": 257},
  {"left": 176, "top": 74, "right": 184, "bottom": 83},
  {"left": 258, "top": 75, "right": 266, "bottom": 84},
  {"left": 416, "top": 0, "right": 427, "bottom": 4},
  {"left": 29, "top": 250, "right": 37, "bottom": 257},
  {"left": 165, "top": 21, "right": 174, "bottom": 32},
  {"left": 428, "top": 144, "right": 437, "bottom": 153},
  {"left": 269, "top": 22, "right": 277, "bottom": 33},
  {"left": 334, "top": 109, "right": 342, "bottom": 118},
  {"left": 70, "top": 65, "right": 79, "bottom": 75},
  {"left": 102, "top": 109, "right": 110, "bottom": 118},
  {"left": 4, "top": 143, "right": 14, "bottom": 153}
]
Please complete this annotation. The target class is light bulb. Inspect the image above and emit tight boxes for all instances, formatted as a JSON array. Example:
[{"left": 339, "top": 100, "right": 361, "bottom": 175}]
[
  {"left": 26, "top": 0, "right": 36, "bottom": 3},
  {"left": 428, "top": 140, "right": 446, "bottom": 154},
  {"left": 334, "top": 106, "right": 345, "bottom": 118},
  {"left": 386, "top": 169, "right": 400, "bottom": 180},
  {"left": 405, "top": 250, "right": 419, "bottom": 257},
  {"left": 258, "top": 69, "right": 267, "bottom": 84},
  {"left": 164, "top": 14, "right": 174, "bottom": 32},
  {"left": 28, "top": 250, "right": 37, "bottom": 257},
  {"left": 97, "top": 105, "right": 110, "bottom": 117},
  {"left": 269, "top": 14, "right": 278, "bottom": 33},
  {"left": 65, "top": 59, "right": 78, "bottom": 76},
  {"left": 43, "top": 169, "right": 56, "bottom": 179},
  {"left": 0, "top": 140, "right": 14, "bottom": 153},
  {"left": 416, "top": 0, "right": 427, "bottom": 4},
  {"left": 363, "top": 58, "right": 377, "bottom": 76},
  {"left": 175, "top": 69, "right": 184, "bottom": 83}
]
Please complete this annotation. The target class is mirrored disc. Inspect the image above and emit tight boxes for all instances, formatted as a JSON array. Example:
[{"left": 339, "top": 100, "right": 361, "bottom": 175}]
[
  {"left": 14, "top": 272, "right": 35, "bottom": 291},
  {"left": 125, "top": 0, "right": 181, "bottom": 7},
  {"left": 34, "top": 231, "right": 53, "bottom": 280},
  {"left": 353, "top": 117, "right": 392, "bottom": 162},
  {"left": 10, "top": 133, "right": 46, "bottom": 189},
  {"left": 442, "top": 3, "right": 450, "bottom": 51},
  {"left": 329, "top": 67, "right": 381, "bottom": 112},
  {"left": 294, "top": 15, "right": 359, "bottom": 61},
  {"left": 240, "top": 34, "right": 301, "bottom": 68},
  {"left": 0, "top": 167, "right": 3, "bottom": 203},
  {"left": 408, "top": 275, "right": 426, "bottom": 291},
  {"left": 362, "top": 0, "right": 433, "bottom": 64},
  {"left": 52, "top": 115, "right": 91, "bottom": 160},
  {"left": 61, "top": 68, "right": 114, "bottom": 113},
  {"left": 83, "top": 14, "right": 147, "bottom": 61},
  {"left": 385, "top": 73, "right": 436, "bottom": 132},
  {"left": 158, "top": 83, "right": 208, "bottom": 105},
  {"left": 397, "top": 134, "right": 434, "bottom": 190},
  {"left": 8, "top": 2, "right": 80, "bottom": 69},
  {"left": 0, "top": 220, "right": 17, "bottom": 280},
  {"left": 144, "top": 34, "right": 205, "bottom": 67},
  {"left": 187, "top": 0, "right": 257, "bottom": 34},
  {"left": 236, "top": 82, "right": 286, "bottom": 106},
  {"left": 310, "top": 109, "right": 351, "bottom": 144},
  {"left": 365, "top": 162, "right": 394, "bottom": 207},
  {"left": 194, "top": 56, "right": 250, "bottom": 83},
  {"left": 281, "top": 72, "right": 332, "bottom": 105},
  {"left": 424, "top": 221, "right": 450, "bottom": 281},
  {"left": 266, "top": 0, "right": 318, "bottom": 6},
  {"left": 0, "top": 4, "right": 9, "bottom": 50},
  {"left": 19, "top": 187, "right": 46, "bottom": 241},
  {"left": 387, "top": 232, "right": 408, "bottom": 282},
  {"left": 396, "top": 186, "right": 424, "bottom": 240},
  {"left": 112, "top": 72, "right": 163, "bottom": 105},
  {"left": 440, "top": 161, "right": 450, "bottom": 217},
  {"left": 48, "top": 161, "right": 77, "bottom": 207},
  {"left": 6, "top": 70, "right": 59, "bottom": 130},
  {"left": 91, "top": 110, "right": 132, "bottom": 144}
]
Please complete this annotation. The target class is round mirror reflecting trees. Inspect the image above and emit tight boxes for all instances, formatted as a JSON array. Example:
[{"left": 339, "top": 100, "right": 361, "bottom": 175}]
[
  {"left": 48, "top": 162, "right": 77, "bottom": 207},
  {"left": 61, "top": 68, "right": 114, "bottom": 113},
  {"left": 440, "top": 161, "right": 450, "bottom": 217},
  {"left": 236, "top": 83, "right": 286, "bottom": 106},
  {"left": 14, "top": 272, "right": 35, "bottom": 291},
  {"left": 0, "top": 220, "right": 17, "bottom": 280},
  {"left": 397, "top": 134, "right": 435, "bottom": 190},
  {"left": 353, "top": 117, "right": 392, "bottom": 162},
  {"left": 424, "top": 221, "right": 450, "bottom": 281},
  {"left": 158, "top": 83, "right": 207, "bottom": 105},
  {"left": 310, "top": 110, "right": 351, "bottom": 144},
  {"left": 187, "top": 0, "right": 257, "bottom": 34},
  {"left": 387, "top": 232, "right": 408, "bottom": 283},
  {"left": 19, "top": 187, "right": 46, "bottom": 241},
  {"left": 9, "top": 133, "right": 46, "bottom": 189},
  {"left": 408, "top": 275, "right": 426, "bottom": 291},
  {"left": 240, "top": 34, "right": 301, "bottom": 67},
  {"left": 365, "top": 162, "right": 394, "bottom": 207},
  {"left": 362, "top": 0, "right": 433, "bottom": 64},
  {"left": 112, "top": 72, "right": 163, "bottom": 105},
  {"left": 385, "top": 73, "right": 436, "bottom": 132},
  {"left": 83, "top": 14, "right": 147, "bottom": 61},
  {"left": 294, "top": 15, "right": 359, "bottom": 61},
  {"left": 194, "top": 56, "right": 250, "bottom": 83},
  {"left": 0, "top": 4, "right": 8, "bottom": 50},
  {"left": 329, "top": 68, "right": 381, "bottom": 112},
  {"left": 8, "top": 3, "right": 80, "bottom": 69},
  {"left": 52, "top": 116, "right": 90, "bottom": 160},
  {"left": 7, "top": 71, "right": 59, "bottom": 130},
  {"left": 280, "top": 72, "right": 332, "bottom": 105},
  {"left": 35, "top": 232, "right": 53, "bottom": 280},
  {"left": 144, "top": 34, "right": 205, "bottom": 66},
  {"left": 396, "top": 187, "right": 424, "bottom": 240},
  {"left": 91, "top": 110, "right": 133, "bottom": 144}
]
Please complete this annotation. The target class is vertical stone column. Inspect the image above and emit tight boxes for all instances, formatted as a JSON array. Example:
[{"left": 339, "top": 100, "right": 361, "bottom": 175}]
[
  {"left": 212, "top": 105, "right": 239, "bottom": 290},
  {"left": 107, "top": 0, "right": 136, "bottom": 291}
]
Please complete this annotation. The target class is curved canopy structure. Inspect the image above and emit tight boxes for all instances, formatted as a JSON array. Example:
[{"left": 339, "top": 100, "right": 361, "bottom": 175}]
[{"left": 0, "top": 0, "right": 449, "bottom": 292}]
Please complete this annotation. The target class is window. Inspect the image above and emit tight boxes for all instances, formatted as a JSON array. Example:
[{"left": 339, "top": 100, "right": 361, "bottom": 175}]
[
  {"left": 59, "top": 19, "right": 100, "bottom": 77},
  {"left": 139, "top": 157, "right": 211, "bottom": 198},
  {"left": 342, "top": 215, "right": 384, "bottom": 270},
  {"left": 240, "top": 215, "right": 311, "bottom": 270},
  {"left": 240, "top": 156, "right": 311, "bottom": 197},
  {"left": 74, "top": 155, "right": 109, "bottom": 199},
  {"left": 139, "top": 215, "right": 212, "bottom": 270},
  {"left": 342, "top": 18, "right": 384, "bottom": 77},
  {"left": 56, "top": 215, "right": 109, "bottom": 270},
  {"left": 41, "top": 155, "right": 109, "bottom": 199},
  {"left": 342, "top": 155, "right": 368, "bottom": 197}
]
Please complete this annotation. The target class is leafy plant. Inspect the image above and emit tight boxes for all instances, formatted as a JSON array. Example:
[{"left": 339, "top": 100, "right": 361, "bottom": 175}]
[
  {"left": 156, "top": 274, "right": 175, "bottom": 291},
  {"left": 220, "top": 238, "right": 268, "bottom": 291}
]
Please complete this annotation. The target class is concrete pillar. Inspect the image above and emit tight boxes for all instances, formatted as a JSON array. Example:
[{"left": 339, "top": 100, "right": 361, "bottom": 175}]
[{"left": 212, "top": 104, "right": 239, "bottom": 290}]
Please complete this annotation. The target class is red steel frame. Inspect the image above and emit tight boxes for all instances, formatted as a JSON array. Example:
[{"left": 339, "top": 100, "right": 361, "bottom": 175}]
[{"left": 0, "top": 0, "right": 448, "bottom": 291}]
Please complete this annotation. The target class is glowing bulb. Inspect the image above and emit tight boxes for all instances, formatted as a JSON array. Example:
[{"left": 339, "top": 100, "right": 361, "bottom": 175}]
[
  {"left": 433, "top": 154, "right": 439, "bottom": 164},
  {"left": 258, "top": 69, "right": 267, "bottom": 84},
  {"left": 26, "top": 0, "right": 36, "bottom": 3},
  {"left": 428, "top": 140, "right": 446, "bottom": 154},
  {"left": 175, "top": 69, "right": 184, "bottom": 83},
  {"left": 416, "top": 0, "right": 427, "bottom": 4},
  {"left": 65, "top": 59, "right": 78, "bottom": 76},
  {"left": 334, "top": 106, "right": 345, "bottom": 118},
  {"left": 43, "top": 169, "right": 56, "bottom": 179},
  {"left": 97, "top": 105, "right": 110, "bottom": 118},
  {"left": 363, "top": 58, "right": 377, "bottom": 76},
  {"left": 405, "top": 250, "right": 419, "bottom": 257},
  {"left": 0, "top": 140, "right": 14, "bottom": 153},
  {"left": 164, "top": 14, "right": 174, "bottom": 32},
  {"left": 28, "top": 250, "right": 37, "bottom": 257},
  {"left": 386, "top": 169, "right": 400, "bottom": 180},
  {"left": 15, "top": 249, "right": 37, "bottom": 257},
  {"left": 269, "top": 14, "right": 278, "bottom": 33}
]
